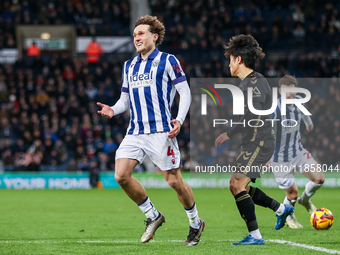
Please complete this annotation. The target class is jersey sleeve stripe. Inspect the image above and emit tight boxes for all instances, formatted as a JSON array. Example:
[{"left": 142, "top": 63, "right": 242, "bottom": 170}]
[
  {"left": 121, "top": 87, "right": 128, "bottom": 93},
  {"left": 173, "top": 76, "right": 186, "bottom": 85}
]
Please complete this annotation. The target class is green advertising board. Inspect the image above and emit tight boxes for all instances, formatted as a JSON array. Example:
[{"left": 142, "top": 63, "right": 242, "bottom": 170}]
[{"left": 0, "top": 172, "right": 339, "bottom": 189}]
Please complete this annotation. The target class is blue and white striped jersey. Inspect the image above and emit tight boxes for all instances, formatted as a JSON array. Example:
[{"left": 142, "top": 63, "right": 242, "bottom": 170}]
[
  {"left": 121, "top": 48, "right": 186, "bottom": 135},
  {"left": 271, "top": 96, "right": 313, "bottom": 163}
]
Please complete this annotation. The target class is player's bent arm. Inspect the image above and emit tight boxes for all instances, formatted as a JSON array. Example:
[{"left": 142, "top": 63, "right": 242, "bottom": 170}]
[
  {"left": 227, "top": 101, "right": 263, "bottom": 138},
  {"left": 110, "top": 92, "right": 129, "bottom": 116},
  {"left": 302, "top": 114, "right": 313, "bottom": 131},
  {"left": 174, "top": 81, "right": 191, "bottom": 125}
]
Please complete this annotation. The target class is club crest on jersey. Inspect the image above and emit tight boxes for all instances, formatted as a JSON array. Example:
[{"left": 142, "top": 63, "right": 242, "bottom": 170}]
[
  {"left": 152, "top": 60, "right": 159, "bottom": 67},
  {"left": 129, "top": 71, "right": 154, "bottom": 88}
]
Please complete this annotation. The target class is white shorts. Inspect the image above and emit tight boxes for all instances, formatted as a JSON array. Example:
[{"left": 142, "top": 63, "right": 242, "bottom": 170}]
[
  {"left": 115, "top": 132, "right": 181, "bottom": 171},
  {"left": 271, "top": 149, "right": 318, "bottom": 189}
]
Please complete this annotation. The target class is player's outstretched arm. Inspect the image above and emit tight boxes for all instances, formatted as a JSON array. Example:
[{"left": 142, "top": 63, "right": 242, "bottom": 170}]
[
  {"left": 97, "top": 102, "right": 114, "bottom": 119},
  {"left": 98, "top": 92, "right": 129, "bottom": 119}
]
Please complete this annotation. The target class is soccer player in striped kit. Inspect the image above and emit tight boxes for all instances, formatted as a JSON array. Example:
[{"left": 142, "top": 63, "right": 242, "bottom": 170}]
[
  {"left": 97, "top": 15, "right": 205, "bottom": 246},
  {"left": 270, "top": 75, "right": 325, "bottom": 228}
]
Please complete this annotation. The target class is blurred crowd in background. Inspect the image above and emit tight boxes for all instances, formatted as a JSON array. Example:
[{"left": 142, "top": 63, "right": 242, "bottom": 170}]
[{"left": 0, "top": 0, "right": 339, "bottom": 172}]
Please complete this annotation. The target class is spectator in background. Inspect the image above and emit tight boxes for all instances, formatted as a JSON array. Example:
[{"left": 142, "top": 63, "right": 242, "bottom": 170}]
[
  {"left": 103, "top": 137, "right": 117, "bottom": 155},
  {"left": 89, "top": 161, "right": 100, "bottom": 188},
  {"left": 85, "top": 37, "right": 104, "bottom": 64},
  {"left": 27, "top": 42, "right": 40, "bottom": 57}
]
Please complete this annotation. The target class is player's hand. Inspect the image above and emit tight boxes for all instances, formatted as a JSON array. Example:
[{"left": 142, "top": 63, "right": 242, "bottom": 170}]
[
  {"left": 215, "top": 132, "right": 230, "bottom": 147},
  {"left": 264, "top": 161, "right": 270, "bottom": 169},
  {"left": 306, "top": 124, "right": 314, "bottom": 132},
  {"left": 97, "top": 102, "right": 114, "bottom": 119},
  {"left": 168, "top": 119, "right": 181, "bottom": 138}
]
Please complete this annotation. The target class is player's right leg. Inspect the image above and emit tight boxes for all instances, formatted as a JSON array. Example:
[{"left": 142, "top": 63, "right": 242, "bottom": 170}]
[
  {"left": 115, "top": 158, "right": 165, "bottom": 243},
  {"left": 115, "top": 136, "right": 165, "bottom": 243},
  {"left": 291, "top": 151, "right": 325, "bottom": 214},
  {"left": 284, "top": 183, "right": 303, "bottom": 228},
  {"left": 230, "top": 173, "right": 264, "bottom": 245},
  {"left": 235, "top": 140, "right": 293, "bottom": 233}
]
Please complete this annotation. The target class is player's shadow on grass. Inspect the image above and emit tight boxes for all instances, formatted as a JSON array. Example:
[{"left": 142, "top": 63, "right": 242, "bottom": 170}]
[
  {"left": 1, "top": 238, "right": 91, "bottom": 241},
  {"left": 317, "top": 242, "right": 340, "bottom": 245}
]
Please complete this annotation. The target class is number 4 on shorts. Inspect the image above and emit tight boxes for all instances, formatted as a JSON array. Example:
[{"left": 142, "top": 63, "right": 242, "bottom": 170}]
[{"left": 167, "top": 146, "right": 174, "bottom": 156}]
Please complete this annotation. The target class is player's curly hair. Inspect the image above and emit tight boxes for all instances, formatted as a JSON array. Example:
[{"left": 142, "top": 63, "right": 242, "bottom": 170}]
[
  {"left": 135, "top": 15, "right": 165, "bottom": 46},
  {"left": 279, "top": 75, "right": 298, "bottom": 87},
  {"left": 224, "top": 34, "right": 265, "bottom": 70}
]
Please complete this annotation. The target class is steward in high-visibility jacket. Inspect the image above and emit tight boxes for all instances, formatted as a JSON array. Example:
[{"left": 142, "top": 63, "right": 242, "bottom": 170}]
[{"left": 85, "top": 39, "right": 104, "bottom": 63}]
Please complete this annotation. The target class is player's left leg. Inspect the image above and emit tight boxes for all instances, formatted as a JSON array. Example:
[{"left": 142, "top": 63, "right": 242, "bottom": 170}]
[
  {"left": 145, "top": 132, "right": 205, "bottom": 246},
  {"left": 163, "top": 168, "right": 205, "bottom": 246},
  {"left": 298, "top": 164, "right": 325, "bottom": 214}
]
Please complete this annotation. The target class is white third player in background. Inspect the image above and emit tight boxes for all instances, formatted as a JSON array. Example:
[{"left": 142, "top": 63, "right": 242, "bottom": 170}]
[{"left": 270, "top": 75, "right": 325, "bottom": 228}]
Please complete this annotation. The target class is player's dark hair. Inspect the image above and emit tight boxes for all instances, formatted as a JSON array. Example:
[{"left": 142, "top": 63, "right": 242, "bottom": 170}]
[
  {"left": 224, "top": 34, "right": 265, "bottom": 70},
  {"left": 135, "top": 15, "right": 165, "bottom": 46},
  {"left": 279, "top": 75, "right": 298, "bottom": 87}
]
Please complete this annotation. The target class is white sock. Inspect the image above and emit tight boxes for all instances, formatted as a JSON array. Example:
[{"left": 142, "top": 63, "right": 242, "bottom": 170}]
[
  {"left": 185, "top": 203, "right": 200, "bottom": 229},
  {"left": 284, "top": 196, "right": 296, "bottom": 221},
  {"left": 300, "top": 181, "right": 322, "bottom": 203},
  {"left": 249, "top": 229, "right": 262, "bottom": 239},
  {"left": 138, "top": 197, "right": 159, "bottom": 221},
  {"left": 275, "top": 203, "right": 285, "bottom": 215}
]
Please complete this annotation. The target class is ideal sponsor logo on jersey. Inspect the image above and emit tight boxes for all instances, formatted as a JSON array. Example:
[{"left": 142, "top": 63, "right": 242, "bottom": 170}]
[{"left": 129, "top": 71, "right": 154, "bottom": 88}]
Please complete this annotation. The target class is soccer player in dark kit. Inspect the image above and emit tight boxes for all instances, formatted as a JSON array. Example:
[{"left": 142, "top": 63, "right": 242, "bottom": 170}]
[{"left": 215, "top": 35, "right": 293, "bottom": 245}]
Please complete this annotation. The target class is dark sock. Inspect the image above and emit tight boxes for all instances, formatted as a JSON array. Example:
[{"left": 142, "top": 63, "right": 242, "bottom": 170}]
[
  {"left": 235, "top": 191, "right": 258, "bottom": 232},
  {"left": 248, "top": 186, "right": 280, "bottom": 212}
]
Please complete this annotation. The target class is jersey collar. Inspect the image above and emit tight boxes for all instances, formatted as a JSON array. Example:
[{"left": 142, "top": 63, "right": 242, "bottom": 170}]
[{"left": 137, "top": 48, "right": 159, "bottom": 62}]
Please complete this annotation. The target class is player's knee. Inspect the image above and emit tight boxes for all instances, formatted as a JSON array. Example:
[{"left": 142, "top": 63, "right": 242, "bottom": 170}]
[
  {"left": 229, "top": 178, "right": 241, "bottom": 196},
  {"left": 313, "top": 178, "right": 325, "bottom": 185},
  {"left": 289, "top": 191, "right": 298, "bottom": 201},
  {"left": 167, "top": 178, "right": 181, "bottom": 190},
  {"left": 115, "top": 173, "right": 130, "bottom": 186}
]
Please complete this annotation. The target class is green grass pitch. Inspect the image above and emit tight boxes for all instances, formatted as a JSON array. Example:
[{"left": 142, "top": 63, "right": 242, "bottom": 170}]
[{"left": 0, "top": 188, "right": 339, "bottom": 254}]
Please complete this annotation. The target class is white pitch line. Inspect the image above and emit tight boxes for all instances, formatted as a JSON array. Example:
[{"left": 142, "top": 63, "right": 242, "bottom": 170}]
[
  {"left": 268, "top": 239, "right": 340, "bottom": 254},
  {"left": 1, "top": 238, "right": 340, "bottom": 254}
]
